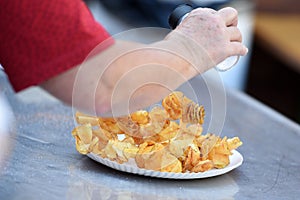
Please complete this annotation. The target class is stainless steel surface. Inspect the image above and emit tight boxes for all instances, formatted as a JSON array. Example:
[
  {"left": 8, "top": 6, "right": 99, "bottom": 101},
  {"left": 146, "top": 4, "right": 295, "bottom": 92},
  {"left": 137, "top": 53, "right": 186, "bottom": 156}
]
[{"left": 0, "top": 74, "right": 299, "bottom": 200}]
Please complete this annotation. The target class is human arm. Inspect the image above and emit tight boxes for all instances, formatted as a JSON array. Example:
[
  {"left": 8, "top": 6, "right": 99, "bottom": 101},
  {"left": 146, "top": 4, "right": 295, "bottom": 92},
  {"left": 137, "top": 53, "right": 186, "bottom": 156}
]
[{"left": 41, "top": 7, "right": 248, "bottom": 117}]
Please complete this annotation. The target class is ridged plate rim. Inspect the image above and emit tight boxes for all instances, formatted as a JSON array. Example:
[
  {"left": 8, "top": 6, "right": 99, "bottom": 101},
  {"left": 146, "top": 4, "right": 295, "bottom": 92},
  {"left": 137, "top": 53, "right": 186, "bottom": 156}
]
[{"left": 87, "top": 150, "right": 243, "bottom": 179}]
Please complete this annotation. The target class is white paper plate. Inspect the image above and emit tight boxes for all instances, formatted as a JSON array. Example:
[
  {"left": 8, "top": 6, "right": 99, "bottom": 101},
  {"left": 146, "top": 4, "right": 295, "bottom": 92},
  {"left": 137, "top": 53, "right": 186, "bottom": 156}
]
[{"left": 87, "top": 150, "right": 243, "bottom": 179}]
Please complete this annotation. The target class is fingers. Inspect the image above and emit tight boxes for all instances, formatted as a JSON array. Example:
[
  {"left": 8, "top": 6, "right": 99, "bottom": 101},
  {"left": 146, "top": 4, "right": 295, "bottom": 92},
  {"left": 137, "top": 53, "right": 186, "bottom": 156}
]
[
  {"left": 219, "top": 7, "right": 246, "bottom": 56},
  {"left": 229, "top": 42, "right": 248, "bottom": 56},
  {"left": 227, "top": 26, "right": 242, "bottom": 42},
  {"left": 218, "top": 7, "right": 238, "bottom": 26}
]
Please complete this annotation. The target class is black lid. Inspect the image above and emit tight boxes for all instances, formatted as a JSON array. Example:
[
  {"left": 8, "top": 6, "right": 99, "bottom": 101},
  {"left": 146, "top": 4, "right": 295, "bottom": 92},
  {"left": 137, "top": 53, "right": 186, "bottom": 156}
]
[{"left": 168, "top": 4, "right": 194, "bottom": 29}]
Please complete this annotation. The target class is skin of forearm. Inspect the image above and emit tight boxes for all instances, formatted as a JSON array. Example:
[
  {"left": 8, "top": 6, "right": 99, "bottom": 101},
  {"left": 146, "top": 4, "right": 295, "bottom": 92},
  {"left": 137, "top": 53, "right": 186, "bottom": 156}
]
[{"left": 41, "top": 39, "right": 202, "bottom": 116}]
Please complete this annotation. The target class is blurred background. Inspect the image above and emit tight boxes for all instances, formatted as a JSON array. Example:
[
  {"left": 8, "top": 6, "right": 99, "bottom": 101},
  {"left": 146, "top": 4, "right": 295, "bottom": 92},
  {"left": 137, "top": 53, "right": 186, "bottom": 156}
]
[
  {"left": 246, "top": 0, "right": 300, "bottom": 124},
  {"left": 84, "top": 0, "right": 300, "bottom": 123}
]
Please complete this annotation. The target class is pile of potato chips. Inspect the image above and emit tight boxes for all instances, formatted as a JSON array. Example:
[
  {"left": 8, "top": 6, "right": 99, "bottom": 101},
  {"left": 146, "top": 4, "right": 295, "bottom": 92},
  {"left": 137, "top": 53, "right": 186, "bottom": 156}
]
[{"left": 72, "top": 91, "right": 242, "bottom": 173}]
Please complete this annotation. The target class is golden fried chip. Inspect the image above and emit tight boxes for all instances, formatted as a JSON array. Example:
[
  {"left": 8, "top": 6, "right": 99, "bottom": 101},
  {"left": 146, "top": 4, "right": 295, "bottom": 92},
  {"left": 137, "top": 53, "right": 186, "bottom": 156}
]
[
  {"left": 182, "top": 103, "right": 205, "bottom": 125},
  {"left": 191, "top": 160, "right": 214, "bottom": 172},
  {"left": 206, "top": 136, "right": 241, "bottom": 169},
  {"left": 160, "top": 153, "right": 182, "bottom": 173},
  {"left": 116, "top": 116, "right": 140, "bottom": 136},
  {"left": 137, "top": 106, "right": 170, "bottom": 140},
  {"left": 167, "top": 141, "right": 190, "bottom": 159},
  {"left": 188, "top": 124, "right": 203, "bottom": 136},
  {"left": 167, "top": 130, "right": 195, "bottom": 159},
  {"left": 196, "top": 133, "right": 218, "bottom": 160},
  {"left": 71, "top": 91, "right": 243, "bottom": 173},
  {"left": 144, "top": 121, "right": 179, "bottom": 143},
  {"left": 157, "top": 121, "right": 179, "bottom": 142},
  {"left": 209, "top": 151, "right": 230, "bottom": 169},
  {"left": 99, "top": 117, "right": 123, "bottom": 134},
  {"left": 100, "top": 139, "right": 137, "bottom": 164},
  {"left": 131, "top": 110, "right": 149, "bottom": 125},
  {"left": 120, "top": 137, "right": 139, "bottom": 159},
  {"left": 72, "top": 124, "right": 94, "bottom": 154},
  {"left": 135, "top": 141, "right": 165, "bottom": 170},
  {"left": 75, "top": 111, "right": 100, "bottom": 126},
  {"left": 149, "top": 106, "right": 168, "bottom": 122},
  {"left": 72, "top": 124, "right": 93, "bottom": 144},
  {"left": 214, "top": 137, "right": 231, "bottom": 155},
  {"left": 162, "top": 91, "right": 184, "bottom": 120},
  {"left": 121, "top": 136, "right": 135, "bottom": 145},
  {"left": 92, "top": 129, "right": 117, "bottom": 150},
  {"left": 100, "top": 140, "right": 118, "bottom": 161},
  {"left": 123, "top": 147, "right": 139, "bottom": 160},
  {"left": 74, "top": 138, "right": 90, "bottom": 155},
  {"left": 227, "top": 137, "right": 243, "bottom": 150},
  {"left": 90, "top": 142, "right": 102, "bottom": 155},
  {"left": 89, "top": 136, "right": 99, "bottom": 152},
  {"left": 130, "top": 136, "right": 145, "bottom": 145},
  {"left": 182, "top": 145, "right": 201, "bottom": 172}
]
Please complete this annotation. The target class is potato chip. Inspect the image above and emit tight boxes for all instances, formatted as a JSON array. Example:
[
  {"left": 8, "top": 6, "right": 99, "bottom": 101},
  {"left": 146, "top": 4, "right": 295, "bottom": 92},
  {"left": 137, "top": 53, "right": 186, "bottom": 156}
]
[
  {"left": 74, "top": 138, "right": 90, "bottom": 155},
  {"left": 191, "top": 160, "right": 214, "bottom": 172},
  {"left": 227, "top": 137, "right": 243, "bottom": 150},
  {"left": 185, "top": 124, "right": 203, "bottom": 137},
  {"left": 167, "top": 134, "right": 194, "bottom": 159},
  {"left": 209, "top": 150, "right": 230, "bottom": 169},
  {"left": 130, "top": 110, "right": 149, "bottom": 125},
  {"left": 100, "top": 139, "right": 139, "bottom": 164},
  {"left": 214, "top": 137, "right": 231, "bottom": 155},
  {"left": 72, "top": 124, "right": 93, "bottom": 154},
  {"left": 92, "top": 129, "right": 116, "bottom": 150},
  {"left": 182, "top": 145, "right": 201, "bottom": 172},
  {"left": 71, "top": 91, "right": 243, "bottom": 173},
  {"left": 182, "top": 102, "right": 205, "bottom": 125},
  {"left": 72, "top": 124, "right": 93, "bottom": 144},
  {"left": 89, "top": 136, "right": 99, "bottom": 152},
  {"left": 196, "top": 133, "right": 218, "bottom": 160},
  {"left": 148, "top": 106, "right": 168, "bottom": 124},
  {"left": 121, "top": 136, "right": 135, "bottom": 145},
  {"left": 162, "top": 91, "right": 185, "bottom": 120},
  {"left": 99, "top": 117, "right": 123, "bottom": 134},
  {"left": 100, "top": 140, "right": 118, "bottom": 161},
  {"left": 137, "top": 106, "right": 170, "bottom": 140},
  {"left": 141, "top": 121, "right": 178, "bottom": 143},
  {"left": 135, "top": 141, "right": 165, "bottom": 170},
  {"left": 160, "top": 152, "right": 182, "bottom": 173},
  {"left": 75, "top": 111, "right": 100, "bottom": 126},
  {"left": 116, "top": 116, "right": 140, "bottom": 136},
  {"left": 156, "top": 121, "right": 179, "bottom": 142},
  {"left": 162, "top": 91, "right": 205, "bottom": 125},
  {"left": 90, "top": 142, "right": 102, "bottom": 155}
]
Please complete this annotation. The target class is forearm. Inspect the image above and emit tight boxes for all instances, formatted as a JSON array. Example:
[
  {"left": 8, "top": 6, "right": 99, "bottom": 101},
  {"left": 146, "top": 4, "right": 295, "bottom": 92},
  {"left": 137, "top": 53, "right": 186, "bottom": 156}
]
[{"left": 41, "top": 39, "right": 198, "bottom": 116}]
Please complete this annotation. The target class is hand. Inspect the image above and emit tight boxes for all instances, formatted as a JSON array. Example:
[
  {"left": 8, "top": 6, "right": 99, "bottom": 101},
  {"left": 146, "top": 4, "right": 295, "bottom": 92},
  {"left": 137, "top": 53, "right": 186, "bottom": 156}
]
[{"left": 166, "top": 7, "right": 248, "bottom": 71}]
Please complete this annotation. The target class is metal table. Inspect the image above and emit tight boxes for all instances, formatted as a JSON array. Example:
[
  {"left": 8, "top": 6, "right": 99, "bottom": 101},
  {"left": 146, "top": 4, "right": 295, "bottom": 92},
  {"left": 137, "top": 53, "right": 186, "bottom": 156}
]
[{"left": 0, "top": 73, "right": 299, "bottom": 200}]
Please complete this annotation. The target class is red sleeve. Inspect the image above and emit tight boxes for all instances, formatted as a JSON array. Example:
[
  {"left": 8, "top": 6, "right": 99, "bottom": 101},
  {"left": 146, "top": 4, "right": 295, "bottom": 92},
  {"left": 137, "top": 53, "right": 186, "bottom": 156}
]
[{"left": 0, "top": 0, "right": 114, "bottom": 92}]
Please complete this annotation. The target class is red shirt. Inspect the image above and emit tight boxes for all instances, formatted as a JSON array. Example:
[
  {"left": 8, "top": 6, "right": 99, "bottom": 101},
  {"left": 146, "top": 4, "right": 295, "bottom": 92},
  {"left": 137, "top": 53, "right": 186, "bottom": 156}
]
[{"left": 0, "top": 0, "right": 113, "bottom": 91}]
